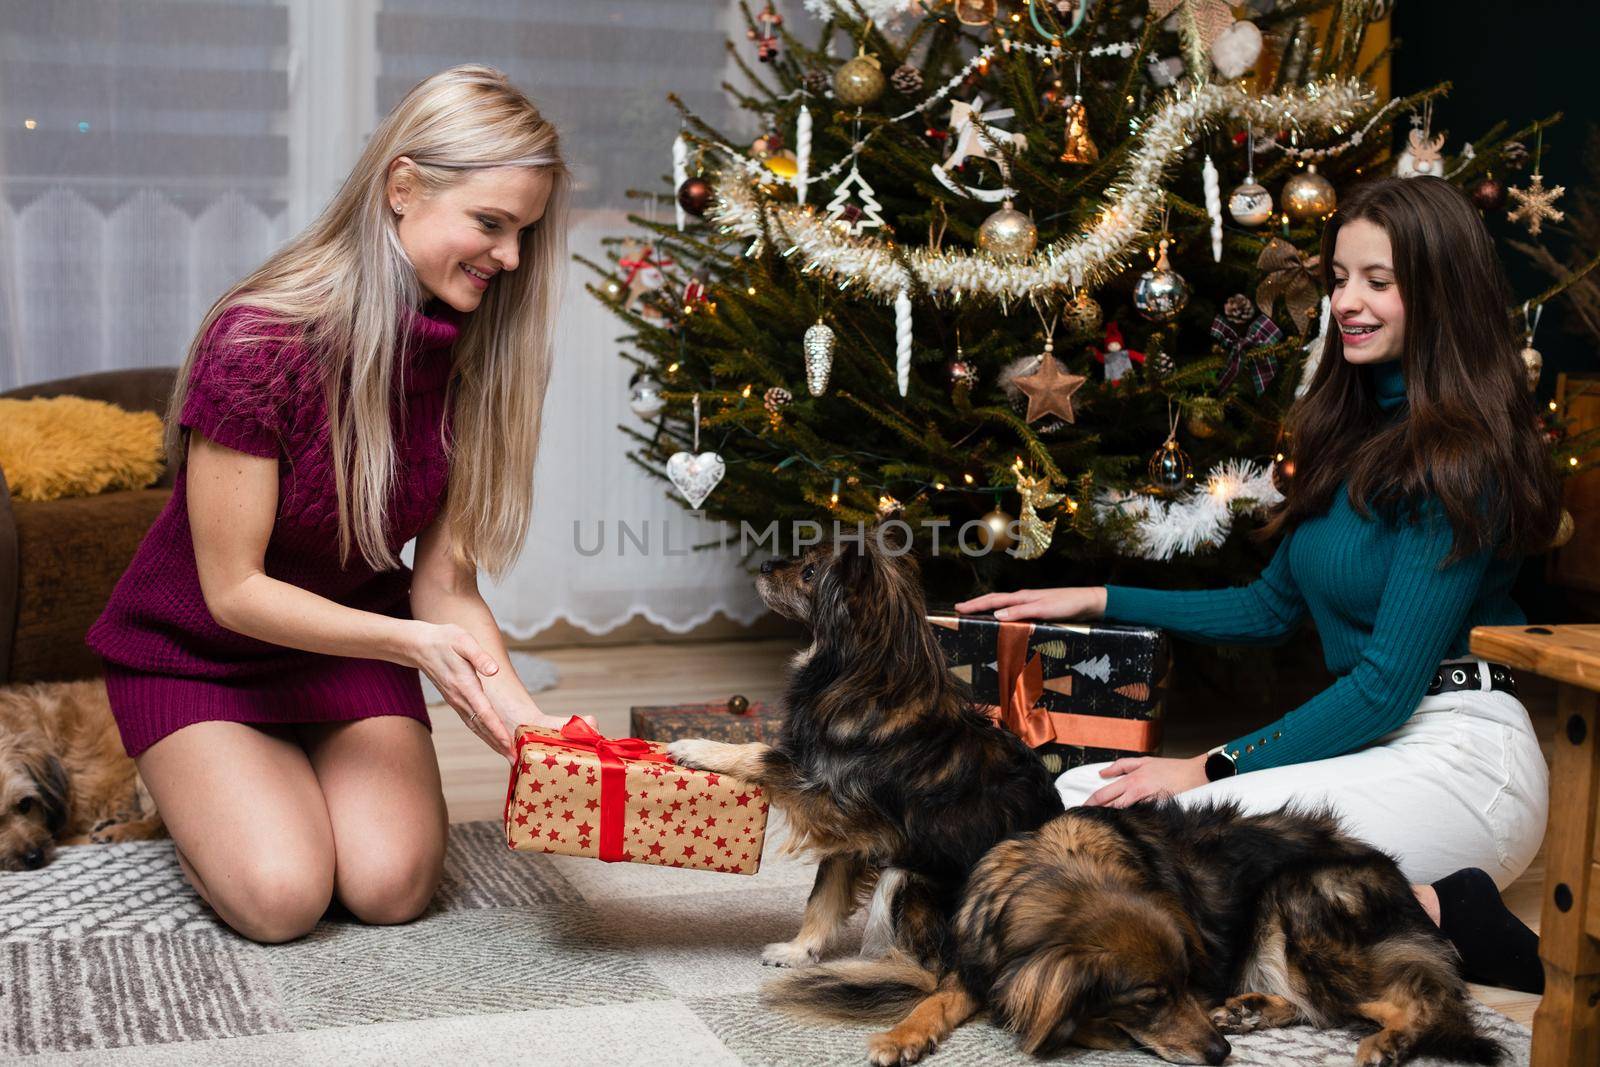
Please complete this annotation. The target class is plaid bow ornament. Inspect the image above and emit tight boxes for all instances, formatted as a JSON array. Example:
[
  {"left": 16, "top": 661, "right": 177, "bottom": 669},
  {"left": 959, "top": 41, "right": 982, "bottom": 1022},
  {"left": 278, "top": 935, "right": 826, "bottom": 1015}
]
[{"left": 1211, "top": 293, "right": 1285, "bottom": 394}]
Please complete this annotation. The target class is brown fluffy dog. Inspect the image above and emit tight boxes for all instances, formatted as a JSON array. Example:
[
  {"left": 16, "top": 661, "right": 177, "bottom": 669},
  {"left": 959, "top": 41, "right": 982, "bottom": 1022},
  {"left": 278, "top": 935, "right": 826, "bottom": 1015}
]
[
  {"left": 775, "top": 802, "right": 1502, "bottom": 1066},
  {"left": 668, "top": 535, "right": 1063, "bottom": 1063},
  {"left": 0, "top": 679, "right": 164, "bottom": 871}
]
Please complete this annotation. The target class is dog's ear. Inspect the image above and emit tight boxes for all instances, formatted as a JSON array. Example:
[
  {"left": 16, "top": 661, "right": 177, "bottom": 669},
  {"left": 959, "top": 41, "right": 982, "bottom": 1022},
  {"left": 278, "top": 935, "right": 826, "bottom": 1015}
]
[
  {"left": 996, "top": 945, "right": 1101, "bottom": 1055},
  {"left": 24, "top": 752, "right": 71, "bottom": 836}
]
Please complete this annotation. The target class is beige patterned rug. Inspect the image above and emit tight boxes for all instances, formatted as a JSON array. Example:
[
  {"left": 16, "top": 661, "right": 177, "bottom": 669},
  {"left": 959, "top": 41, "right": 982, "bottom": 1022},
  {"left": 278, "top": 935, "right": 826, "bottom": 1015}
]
[{"left": 0, "top": 818, "right": 1531, "bottom": 1065}]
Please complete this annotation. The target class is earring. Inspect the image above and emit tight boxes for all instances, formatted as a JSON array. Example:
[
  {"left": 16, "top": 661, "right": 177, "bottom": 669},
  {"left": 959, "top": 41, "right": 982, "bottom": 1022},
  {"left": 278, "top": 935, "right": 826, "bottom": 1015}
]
[{"left": 392, "top": 203, "right": 403, "bottom": 215}]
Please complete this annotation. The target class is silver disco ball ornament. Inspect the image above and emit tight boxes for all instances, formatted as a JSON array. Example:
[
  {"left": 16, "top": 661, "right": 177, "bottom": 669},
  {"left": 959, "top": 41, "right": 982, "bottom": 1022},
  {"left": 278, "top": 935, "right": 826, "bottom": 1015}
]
[
  {"left": 628, "top": 377, "right": 666, "bottom": 419},
  {"left": 1133, "top": 239, "right": 1189, "bottom": 323}
]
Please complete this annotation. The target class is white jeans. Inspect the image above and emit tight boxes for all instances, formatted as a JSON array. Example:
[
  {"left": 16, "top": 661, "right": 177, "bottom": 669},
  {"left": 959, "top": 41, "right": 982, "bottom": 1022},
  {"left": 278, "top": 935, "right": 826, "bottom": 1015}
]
[{"left": 1054, "top": 659, "right": 1550, "bottom": 890}]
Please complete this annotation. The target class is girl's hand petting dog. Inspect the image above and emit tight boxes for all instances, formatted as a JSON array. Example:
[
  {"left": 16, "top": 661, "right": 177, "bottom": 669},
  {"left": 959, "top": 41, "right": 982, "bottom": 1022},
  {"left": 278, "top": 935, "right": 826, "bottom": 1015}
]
[
  {"left": 955, "top": 586, "right": 1108, "bottom": 622},
  {"left": 1085, "top": 755, "right": 1209, "bottom": 807}
]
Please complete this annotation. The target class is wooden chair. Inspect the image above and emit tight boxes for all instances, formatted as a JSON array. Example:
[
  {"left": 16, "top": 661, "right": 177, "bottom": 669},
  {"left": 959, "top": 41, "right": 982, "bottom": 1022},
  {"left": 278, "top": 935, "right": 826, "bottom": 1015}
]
[{"left": 1471, "top": 624, "right": 1600, "bottom": 1066}]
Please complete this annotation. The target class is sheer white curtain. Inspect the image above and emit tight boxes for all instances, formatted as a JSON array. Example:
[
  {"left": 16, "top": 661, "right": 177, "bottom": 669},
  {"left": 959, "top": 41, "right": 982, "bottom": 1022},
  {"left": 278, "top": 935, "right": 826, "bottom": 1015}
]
[{"left": 0, "top": 0, "right": 775, "bottom": 636}]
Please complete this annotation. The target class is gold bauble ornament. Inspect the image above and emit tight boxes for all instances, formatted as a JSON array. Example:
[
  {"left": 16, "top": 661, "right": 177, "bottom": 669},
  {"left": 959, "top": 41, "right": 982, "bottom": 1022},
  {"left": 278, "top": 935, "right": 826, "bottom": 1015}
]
[
  {"left": 977, "top": 508, "right": 1017, "bottom": 552},
  {"left": 1521, "top": 346, "right": 1542, "bottom": 391},
  {"left": 1058, "top": 98, "right": 1100, "bottom": 165},
  {"left": 1186, "top": 414, "right": 1218, "bottom": 439},
  {"left": 1062, "top": 290, "right": 1104, "bottom": 339},
  {"left": 1282, "top": 164, "right": 1337, "bottom": 223},
  {"left": 833, "top": 49, "right": 886, "bottom": 108},
  {"left": 1553, "top": 508, "right": 1575, "bottom": 549},
  {"left": 976, "top": 200, "right": 1037, "bottom": 261}
]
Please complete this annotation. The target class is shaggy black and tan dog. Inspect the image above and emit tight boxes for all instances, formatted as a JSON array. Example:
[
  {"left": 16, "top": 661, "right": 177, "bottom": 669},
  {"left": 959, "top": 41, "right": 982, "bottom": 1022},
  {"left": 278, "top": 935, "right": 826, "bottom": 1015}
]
[
  {"left": 667, "top": 535, "right": 1063, "bottom": 1056},
  {"left": 774, "top": 801, "right": 1503, "bottom": 1066}
]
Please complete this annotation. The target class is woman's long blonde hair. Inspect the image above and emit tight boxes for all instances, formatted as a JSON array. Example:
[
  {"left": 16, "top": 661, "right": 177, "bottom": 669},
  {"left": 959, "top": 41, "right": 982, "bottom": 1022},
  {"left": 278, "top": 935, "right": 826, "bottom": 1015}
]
[{"left": 166, "top": 64, "right": 570, "bottom": 580}]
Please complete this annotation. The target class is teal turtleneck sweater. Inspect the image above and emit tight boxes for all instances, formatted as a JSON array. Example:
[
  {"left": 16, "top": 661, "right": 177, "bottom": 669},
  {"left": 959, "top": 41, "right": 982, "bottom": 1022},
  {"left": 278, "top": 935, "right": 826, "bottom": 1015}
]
[{"left": 1105, "top": 359, "right": 1524, "bottom": 773}]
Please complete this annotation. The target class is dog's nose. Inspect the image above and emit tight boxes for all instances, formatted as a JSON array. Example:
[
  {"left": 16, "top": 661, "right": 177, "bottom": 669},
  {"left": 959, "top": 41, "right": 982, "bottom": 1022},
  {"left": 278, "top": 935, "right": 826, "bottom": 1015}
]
[
  {"left": 1204, "top": 1035, "right": 1231, "bottom": 1065},
  {"left": 759, "top": 559, "right": 776, "bottom": 575},
  {"left": 21, "top": 848, "right": 45, "bottom": 870}
]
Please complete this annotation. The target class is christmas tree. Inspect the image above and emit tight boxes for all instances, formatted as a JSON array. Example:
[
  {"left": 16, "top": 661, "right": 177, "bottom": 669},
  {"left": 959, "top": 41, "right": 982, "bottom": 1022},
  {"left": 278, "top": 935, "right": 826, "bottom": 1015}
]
[{"left": 587, "top": 0, "right": 1586, "bottom": 590}]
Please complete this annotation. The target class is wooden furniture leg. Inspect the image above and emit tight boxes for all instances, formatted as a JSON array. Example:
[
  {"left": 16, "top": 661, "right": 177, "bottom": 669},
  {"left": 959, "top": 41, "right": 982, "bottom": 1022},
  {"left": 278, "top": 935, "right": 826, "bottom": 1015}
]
[{"left": 1531, "top": 684, "right": 1600, "bottom": 1067}]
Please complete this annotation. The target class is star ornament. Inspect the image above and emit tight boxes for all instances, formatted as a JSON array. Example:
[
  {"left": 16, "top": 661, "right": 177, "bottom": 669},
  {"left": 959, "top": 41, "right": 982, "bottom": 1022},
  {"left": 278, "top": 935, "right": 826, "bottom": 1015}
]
[
  {"left": 1014, "top": 353, "right": 1087, "bottom": 424},
  {"left": 1507, "top": 173, "right": 1566, "bottom": 237}
]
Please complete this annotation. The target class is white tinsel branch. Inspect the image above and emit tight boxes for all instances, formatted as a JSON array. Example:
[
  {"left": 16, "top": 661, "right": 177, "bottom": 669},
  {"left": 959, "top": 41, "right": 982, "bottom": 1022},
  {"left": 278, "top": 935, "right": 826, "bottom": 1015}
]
[{"left": 1096, "top": 459, "right": 1283, "bottom": 561}]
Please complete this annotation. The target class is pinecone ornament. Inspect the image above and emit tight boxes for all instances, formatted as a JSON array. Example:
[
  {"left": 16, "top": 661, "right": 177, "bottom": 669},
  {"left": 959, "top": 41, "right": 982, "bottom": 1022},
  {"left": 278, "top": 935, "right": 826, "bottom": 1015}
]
[
  {"left": 1150, "top": 349, "right": 1176, "bottom": 378},
  {"left": 890, "top": 63, "right": 924, "bottom": 95},
  {"left": 1501, "top": 140, "right": 1530, "bottom": 171},
  {"left": 802, "top": 69, "right": 831, "bottom": 96}
]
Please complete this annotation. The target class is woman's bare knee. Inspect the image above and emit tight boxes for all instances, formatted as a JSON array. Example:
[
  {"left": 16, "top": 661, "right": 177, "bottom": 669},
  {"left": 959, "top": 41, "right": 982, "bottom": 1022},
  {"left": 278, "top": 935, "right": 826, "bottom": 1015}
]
[
  {"left": 221, "top": 858, "right": 335, "bottom": 943},
  {"left": 337, "top": 846, "right": 442, "bottom": 926}
]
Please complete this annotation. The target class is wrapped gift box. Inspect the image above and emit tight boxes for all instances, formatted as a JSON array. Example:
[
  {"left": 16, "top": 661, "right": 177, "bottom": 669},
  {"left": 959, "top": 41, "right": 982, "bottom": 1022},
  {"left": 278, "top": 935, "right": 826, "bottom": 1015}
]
[
  {"left": 927, "top": 608, "right": 1168, "bottom": 772},
  {"left": 505, "top": 717, "right": 768, "bottom": 874},
  {"left": 629, "top": 698, "right": 785, "bottom": 745}
]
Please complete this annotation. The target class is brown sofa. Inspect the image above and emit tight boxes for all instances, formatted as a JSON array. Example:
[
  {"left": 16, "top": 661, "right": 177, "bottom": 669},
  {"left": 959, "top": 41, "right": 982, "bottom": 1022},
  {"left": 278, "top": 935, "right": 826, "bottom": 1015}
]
[{"left": 0, "top": 369, "right": 179, "bottom": 684}]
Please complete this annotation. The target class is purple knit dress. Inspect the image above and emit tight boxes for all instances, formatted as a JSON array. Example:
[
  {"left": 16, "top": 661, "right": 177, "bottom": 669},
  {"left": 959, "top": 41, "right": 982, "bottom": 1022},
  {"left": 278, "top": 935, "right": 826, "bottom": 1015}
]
[{"left": 86, "top": 303, "right": 460, "bottom": 757}]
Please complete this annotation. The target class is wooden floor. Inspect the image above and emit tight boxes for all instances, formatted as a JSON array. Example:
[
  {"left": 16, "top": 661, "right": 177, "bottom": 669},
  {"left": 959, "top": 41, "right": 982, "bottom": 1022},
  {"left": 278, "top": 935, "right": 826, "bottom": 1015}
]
[{"left": 429, "top": 635, "right": 1549, "bottom": 1027}]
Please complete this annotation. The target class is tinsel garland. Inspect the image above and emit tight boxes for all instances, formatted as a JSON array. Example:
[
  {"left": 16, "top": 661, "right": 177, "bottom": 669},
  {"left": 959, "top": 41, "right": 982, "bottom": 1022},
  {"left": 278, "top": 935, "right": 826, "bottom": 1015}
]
[
  {"left": 710, "top": 79, "right": 1373, "bottom": 307},
  {"left": 1096, "top": 459, "right": 1283, "bottom": 561}
]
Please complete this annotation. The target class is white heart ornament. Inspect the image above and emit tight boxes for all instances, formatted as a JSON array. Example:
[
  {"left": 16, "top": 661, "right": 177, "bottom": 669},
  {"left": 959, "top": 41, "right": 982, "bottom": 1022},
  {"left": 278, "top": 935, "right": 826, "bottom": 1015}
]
[{"left": 667, "top": 451, "right": 725, "bottom": 509}]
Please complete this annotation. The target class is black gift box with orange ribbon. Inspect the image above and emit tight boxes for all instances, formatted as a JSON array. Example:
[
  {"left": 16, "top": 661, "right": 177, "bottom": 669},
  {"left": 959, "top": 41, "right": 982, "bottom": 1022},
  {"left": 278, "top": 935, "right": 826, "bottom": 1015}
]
[{"left": 927, "top": 609, "right": 1168, "bottom": 771}]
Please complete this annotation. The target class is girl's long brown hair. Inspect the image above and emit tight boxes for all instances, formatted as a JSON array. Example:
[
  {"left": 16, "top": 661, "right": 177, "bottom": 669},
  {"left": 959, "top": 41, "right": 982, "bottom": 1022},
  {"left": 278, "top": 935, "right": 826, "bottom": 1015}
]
[{"left": 1262, "top": 175, "right": 1561, "bottom": 562}]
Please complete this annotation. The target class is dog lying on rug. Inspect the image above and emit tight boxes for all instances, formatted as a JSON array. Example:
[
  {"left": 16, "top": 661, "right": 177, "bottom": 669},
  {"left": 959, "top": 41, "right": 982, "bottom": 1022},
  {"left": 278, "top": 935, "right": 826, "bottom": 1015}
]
[
  {"left": 771, "top": 801, "right": 1503, "bottom": 1066},
  {"left": 668, "top": 536, "right": 1063, "bottom": 976},
  {"left": 0, "top": 679, "right": 165, "bottom": 871}
]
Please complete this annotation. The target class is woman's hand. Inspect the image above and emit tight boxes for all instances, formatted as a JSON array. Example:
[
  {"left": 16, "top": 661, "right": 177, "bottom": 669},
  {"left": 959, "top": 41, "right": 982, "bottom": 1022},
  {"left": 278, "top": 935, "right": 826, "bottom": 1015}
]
[
  {"left": 1084, "top": 755, "right": 1209, "bottom": 808},
  {"left": 402, "top": 621, "right": 512, "bottom": 753},
  {"left": 954, "top": 586, "right": 1108, "bottom": 622}
]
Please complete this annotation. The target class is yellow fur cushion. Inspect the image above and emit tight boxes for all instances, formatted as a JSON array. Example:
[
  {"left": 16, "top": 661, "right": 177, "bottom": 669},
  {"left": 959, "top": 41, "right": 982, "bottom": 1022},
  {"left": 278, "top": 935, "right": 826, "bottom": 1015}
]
[{"left": 0, "top": 396, "right": 165, "bottom": 502}]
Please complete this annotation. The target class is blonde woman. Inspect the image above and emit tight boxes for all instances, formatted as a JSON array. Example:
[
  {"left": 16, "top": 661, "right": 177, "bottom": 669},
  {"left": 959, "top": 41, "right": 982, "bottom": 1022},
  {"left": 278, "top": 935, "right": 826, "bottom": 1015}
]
[{"left": 87, "top": 67, "right": 577, "bottom": 944}]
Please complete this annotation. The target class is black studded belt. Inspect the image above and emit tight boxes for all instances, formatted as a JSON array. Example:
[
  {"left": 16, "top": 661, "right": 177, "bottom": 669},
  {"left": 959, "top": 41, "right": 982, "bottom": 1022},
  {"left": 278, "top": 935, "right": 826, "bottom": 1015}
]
[{"left": 1426, "top": 660, "right": 1518, "bottom": 697}]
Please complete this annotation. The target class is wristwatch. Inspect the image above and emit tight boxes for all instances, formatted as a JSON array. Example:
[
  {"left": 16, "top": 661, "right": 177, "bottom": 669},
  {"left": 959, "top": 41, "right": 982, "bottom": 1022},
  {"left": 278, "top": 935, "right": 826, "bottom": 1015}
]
[{"left": 1203, "top": 745, "right": 1238, "bottom": 782}]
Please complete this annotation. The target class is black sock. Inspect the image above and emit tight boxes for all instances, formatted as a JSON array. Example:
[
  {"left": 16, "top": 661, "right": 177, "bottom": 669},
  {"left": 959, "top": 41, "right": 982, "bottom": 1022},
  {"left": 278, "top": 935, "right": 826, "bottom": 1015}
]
[{"left": 1432, "top": 867, "right": 1545, "bottom": 994}]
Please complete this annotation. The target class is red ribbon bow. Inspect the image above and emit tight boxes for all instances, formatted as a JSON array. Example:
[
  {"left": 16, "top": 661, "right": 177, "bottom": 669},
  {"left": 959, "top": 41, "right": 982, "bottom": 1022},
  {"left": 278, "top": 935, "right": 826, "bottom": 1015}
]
[{"left": 509, "top": 717, "right": 673, "bottom": 862}]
